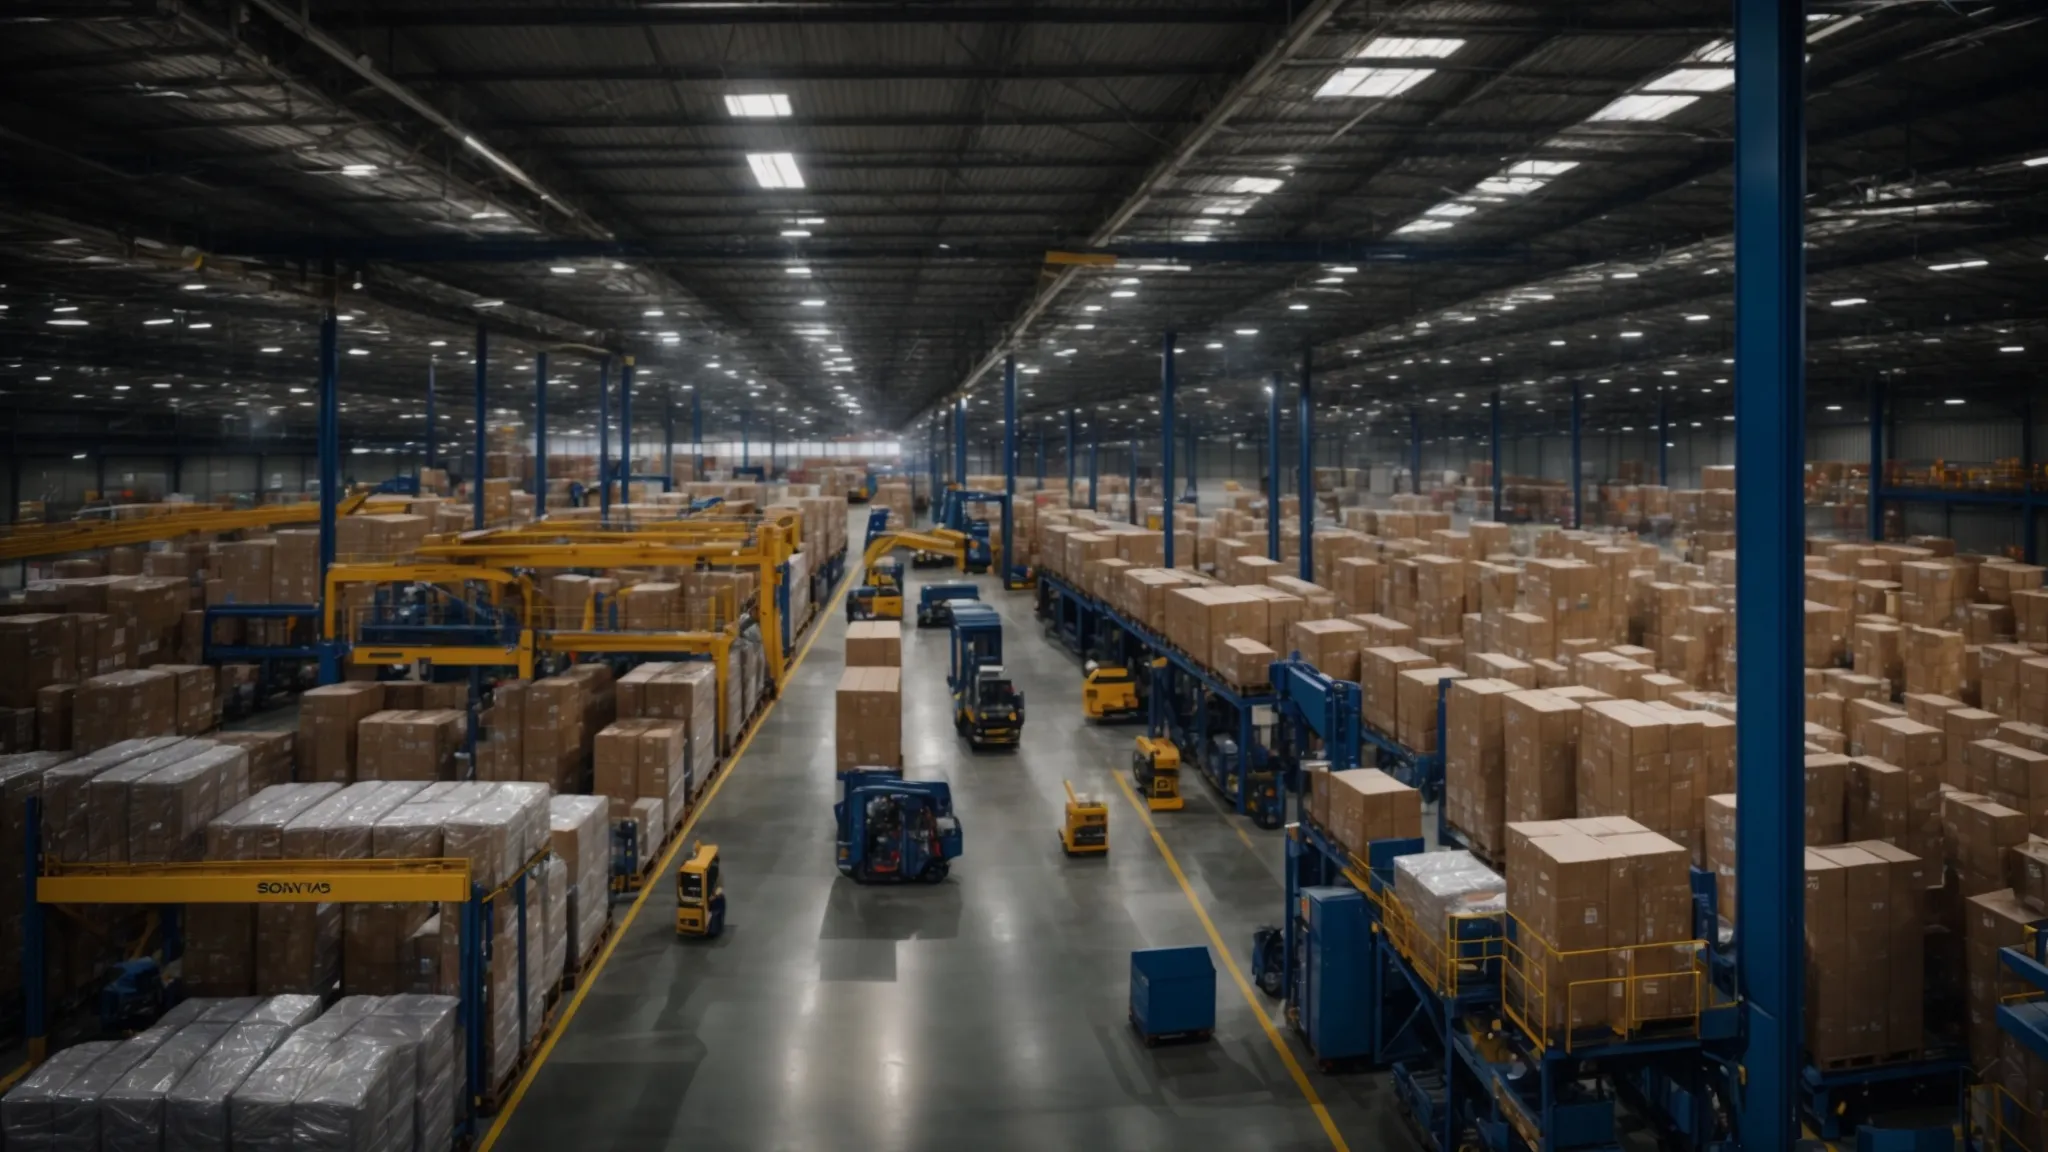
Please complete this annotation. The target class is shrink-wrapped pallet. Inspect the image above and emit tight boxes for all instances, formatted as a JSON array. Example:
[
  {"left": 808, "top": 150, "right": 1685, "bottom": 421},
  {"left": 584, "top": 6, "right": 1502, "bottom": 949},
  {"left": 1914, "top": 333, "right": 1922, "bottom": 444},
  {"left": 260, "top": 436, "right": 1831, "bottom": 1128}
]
[
  {"left": 1392, "top": 849, "right": 1507, "bottom": 954},
  {"left": 0, "top": 1041, "right": 122, "bottom": 1147},
  {"left": 186, "top": 785, "right": 342, "bottom": 996},
  {"left": 45, "top": 737, "right": 189, "bottom": 861},
  {"left": 129, "top": 744, "right": 251, "bottom": 862},
  {"left": 550, "top": 795, "right": 611, "bottom": 971},
  {"left": 288, "top": 1034, "right": 408, "bottom": 1152},
  {"left": 346, "top": 782, "right": 492, "bottom": 996},
  {"left": 259, "top": 783, "right": 427, "bottom": 995},
  {"left": 227, "top": 1001, "right": 380, "bottom": 1151}
]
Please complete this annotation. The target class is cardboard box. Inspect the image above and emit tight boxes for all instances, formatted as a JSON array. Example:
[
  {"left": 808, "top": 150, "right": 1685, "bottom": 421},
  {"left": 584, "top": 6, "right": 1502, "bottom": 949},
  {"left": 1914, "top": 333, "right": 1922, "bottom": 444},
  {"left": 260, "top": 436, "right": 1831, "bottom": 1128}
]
[
  {"left": 1361, "top": 646, "right": 1431, "bottom": 735},
  {"left": 1445, "top": 677, "right": 1518, "bottom": 860},
  {"left": 1505, "top": 690, "right": 1584, "bottom": 825},
  {"left": 357, "top": 709, "right": 465, "bottom": 781},
  {"left": 835, "top": 666, "right": 902, "bottom": 770},
  {"left": 0, "top": 614, "right": 76, "bottom": 708},
  {"left": 1216, "top": 637, "right": 1277, "bottom": 690},
  {"left": 1322, "top": 768, "right": 1421, "bottom": 855},
  {"left": 73, "top": 669, "right": 177, "bottom": 753},
  {"left": 295, "top": 682, "right": 386, "bottom": 783},
  {"left": 1397, "top": 666, "right": 1466, "bottom": 753},
  {"left": 846, "top": 621, "right": 903, "bottom": 667},
  {"left": 1287, "top": 618, "right": 1366, "bottom": 681}
]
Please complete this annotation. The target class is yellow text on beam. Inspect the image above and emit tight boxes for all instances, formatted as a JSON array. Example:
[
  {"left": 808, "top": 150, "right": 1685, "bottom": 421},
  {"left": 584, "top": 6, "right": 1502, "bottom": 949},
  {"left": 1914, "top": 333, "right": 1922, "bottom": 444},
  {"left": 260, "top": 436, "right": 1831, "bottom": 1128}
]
[{"left": 39, "top": 860, "right": 471, "bottom": 904}]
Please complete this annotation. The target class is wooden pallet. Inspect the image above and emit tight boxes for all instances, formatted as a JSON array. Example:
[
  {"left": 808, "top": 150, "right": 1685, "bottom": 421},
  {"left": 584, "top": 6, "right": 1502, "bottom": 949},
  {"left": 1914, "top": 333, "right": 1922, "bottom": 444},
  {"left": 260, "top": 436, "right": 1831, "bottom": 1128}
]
[
  {"left": 477, "top": 981, "right": 569, "bottom": 1116},
  {"left": 1814, "top": 1048, "right": 1926, "bottom": 1072}
]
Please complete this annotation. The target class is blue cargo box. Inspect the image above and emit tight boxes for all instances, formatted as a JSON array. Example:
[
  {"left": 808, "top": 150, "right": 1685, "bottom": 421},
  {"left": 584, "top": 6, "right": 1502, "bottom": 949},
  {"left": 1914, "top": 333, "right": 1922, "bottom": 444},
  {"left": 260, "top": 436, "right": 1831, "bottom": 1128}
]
[{"left": 1129, "top": 946, "right": 1215, "bottom": 1042}]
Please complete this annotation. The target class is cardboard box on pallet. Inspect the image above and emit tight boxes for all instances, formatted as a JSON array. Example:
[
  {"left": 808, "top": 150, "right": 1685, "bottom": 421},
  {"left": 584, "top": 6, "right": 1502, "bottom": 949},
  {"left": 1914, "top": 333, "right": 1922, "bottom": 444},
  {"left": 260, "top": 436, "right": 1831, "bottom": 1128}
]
[
  {"left": 74, "top": 669, "right": 178, "bottom": 753},
  {"left": 294, "top": 682, "right": 385, "bottom": 783},
  {"left": 381, "top": 681, "right": 469, "bottom": 711},
  {"left": 35, "top": 683, "right": 73, "bottom": 752},
  {"left": 1287, "top": 618, "right": 1366, "bottom": 681},
  {"left": 835, "top": 665, "right": 902, "bottom": 770},
  {"left": 550, "top": 795, "right": 612, "bottom": 972},
  {"left": 211, "top": 730, "right": 295, "bottom": 794},
  {"left": 216, "top": 541, "right": 274, "bottom": 605},
  {"left": 1216, "top": 637, "right": 1277, "bottom": 691},
  {"left": 0, "top": 614, "right": 76, "bottom": 708},
  {"left": 357, "top": 710, "right": 466, "bottom": 782},
  {"left": 522, "top": 675, "right": 587, "bottom": 792},
  {"left": 1323, "top": 768, "right": 1421, "bottom": 856},
  {"left": 1361, "top": 646, "right": 1431, "bottom": 735},
  {"left": 1868, "top": 716, "right": 1945, "bottom": 860},
  {"left": 1445, "top": 677, "right": 1519, "bottom": 861},
  {"left": 1396, "top": 666, "right": 1466, "bottom": 754},
  {"left": 1966, "top": 888, "right": 2036, "bottom": 1074},
  {"left": 1504, "top": 690, "right": 1586, "bottom": 826},
  {"left": 343, "top": 782, "right": 491, "bottom": 997},
  {"left": 153, "top": 663, "right": 218, "bottom": 736},
  {"left": 259, "top": 782, "right": 430, "bottom": 996},
  {"left": 846, "top": 620, "right": 903, "bottom": 667}
]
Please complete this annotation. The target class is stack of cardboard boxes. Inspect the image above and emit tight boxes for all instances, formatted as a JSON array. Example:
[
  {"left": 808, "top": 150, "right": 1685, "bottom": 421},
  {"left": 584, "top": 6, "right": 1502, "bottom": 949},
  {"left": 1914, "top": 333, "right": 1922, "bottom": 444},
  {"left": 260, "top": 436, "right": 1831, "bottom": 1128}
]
[
  {"left": 835, "top": 666, "right": 903, "bottom": 770},
  {"left": 1304, "top": 766, "right": 1422, "bottom": 858}
]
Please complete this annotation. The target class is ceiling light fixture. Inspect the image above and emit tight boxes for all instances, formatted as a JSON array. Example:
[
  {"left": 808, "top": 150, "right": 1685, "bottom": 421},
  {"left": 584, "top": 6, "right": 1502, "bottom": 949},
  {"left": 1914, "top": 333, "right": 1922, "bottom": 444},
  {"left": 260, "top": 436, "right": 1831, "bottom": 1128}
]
[
  {"left": 745, "top": 152, "right": 805, "bottom": 189},
  {"left": 1928, "top": 259, "right": 1988, "bottom": 271},
  {"left": 724, "top": 93, "right": 792, "bottom": 118},
  {"left": 144, "top": 318, "right": 174, "bottom": 326},
  {"left": 1315, "top": 67, "right": 1435, "bottom": 100},
  {"left": 1229, "top": 176, "right": 1284, "bottom": 195},
  {"left": 1830, "top": 297, "right": 1867, "bottom": 306}
]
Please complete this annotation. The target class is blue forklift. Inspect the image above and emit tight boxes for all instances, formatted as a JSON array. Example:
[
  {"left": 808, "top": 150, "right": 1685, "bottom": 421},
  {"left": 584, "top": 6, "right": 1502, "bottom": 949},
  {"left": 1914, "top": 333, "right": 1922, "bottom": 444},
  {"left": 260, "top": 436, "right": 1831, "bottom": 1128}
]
[
  {"left": 835, "top": 769, "right": 963, "bottom": 883},
  {"left": 949, "top": 603, "right": 1023, "bottom": 750},
  {"left": 915, "top": 582, "right": 980, "bottom": 629}
]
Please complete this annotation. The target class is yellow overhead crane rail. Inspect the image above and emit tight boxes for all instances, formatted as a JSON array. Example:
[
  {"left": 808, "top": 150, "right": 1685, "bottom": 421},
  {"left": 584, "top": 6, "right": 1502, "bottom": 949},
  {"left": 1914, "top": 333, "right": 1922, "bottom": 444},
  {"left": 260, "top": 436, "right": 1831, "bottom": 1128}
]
[{"left": 0, "top": 488, "right": 381, "bottom": 563}]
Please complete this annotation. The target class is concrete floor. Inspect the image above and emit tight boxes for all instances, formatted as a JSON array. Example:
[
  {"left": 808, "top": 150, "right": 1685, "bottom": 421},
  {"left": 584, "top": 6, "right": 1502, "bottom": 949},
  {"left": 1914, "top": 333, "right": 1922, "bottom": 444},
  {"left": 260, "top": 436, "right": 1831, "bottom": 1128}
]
[{"left": 490, "top": 513, "right": 1420, "bottom": 1152}]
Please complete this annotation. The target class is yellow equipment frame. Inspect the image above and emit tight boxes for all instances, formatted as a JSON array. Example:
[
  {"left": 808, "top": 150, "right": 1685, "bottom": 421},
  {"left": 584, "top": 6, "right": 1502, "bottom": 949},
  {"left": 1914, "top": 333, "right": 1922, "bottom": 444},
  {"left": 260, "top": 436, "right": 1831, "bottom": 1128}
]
[
  {"left": 38, "top": 857, "right": 473, "bottom": 905},
  {"left": 0, "top": 489, "right": 381, "bottom": 563}
]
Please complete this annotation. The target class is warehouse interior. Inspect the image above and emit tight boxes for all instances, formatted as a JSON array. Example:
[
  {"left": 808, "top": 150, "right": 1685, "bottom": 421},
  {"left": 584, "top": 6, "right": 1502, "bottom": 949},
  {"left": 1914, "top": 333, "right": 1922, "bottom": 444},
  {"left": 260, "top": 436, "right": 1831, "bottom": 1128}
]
[{"left": 2, "top": 1, "right": 2048, "bottom": 1150}]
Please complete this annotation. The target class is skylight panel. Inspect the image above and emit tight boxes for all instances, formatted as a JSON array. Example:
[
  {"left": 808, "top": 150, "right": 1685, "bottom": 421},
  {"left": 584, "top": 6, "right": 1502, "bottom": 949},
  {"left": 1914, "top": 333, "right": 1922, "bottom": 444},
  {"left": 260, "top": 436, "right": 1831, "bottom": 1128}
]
[
  {"left": 1587, "top": 93, "right": 1700, "bottom": 122},
  {"left": 726, "top": 94, "right": 792, "bottom": 118},
  {"left": 1229, "top": 176, "right": 1285, "bottom": 195},
  {"left": 1356, "top": 37, "right": 1466, "bottom": 59},
  {"left": 1315, "top": 67, "right": 1433, "bottom": 100},
  {"left": 745, "top": 152, "right": 804, "bottom": 189},
  {"left": 1394, "top": 219, "right": 1456, "bottom": 235},
  {"left": 1423, "top": 202, "right": 1477, "bottom": 217},
  {"left": 1689, "top": 40, "right": 1735, "bottom": 64},
  {"left": 1474, "top": 175, "right": 1547, "bottom": 195},
  {"left": 1644, "top": 66, "right": 1733, "bottom": 93},
  {"left": 1201, "top": 199, "right": 1254, "bottom": 216}
]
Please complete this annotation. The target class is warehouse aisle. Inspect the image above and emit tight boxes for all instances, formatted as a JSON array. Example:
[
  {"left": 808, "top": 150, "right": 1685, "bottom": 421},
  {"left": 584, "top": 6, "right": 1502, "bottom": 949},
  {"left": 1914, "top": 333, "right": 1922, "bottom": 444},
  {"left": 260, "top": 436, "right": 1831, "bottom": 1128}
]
[{"left": 490, "top": 515, "right": 1418, "bottom": 1152}]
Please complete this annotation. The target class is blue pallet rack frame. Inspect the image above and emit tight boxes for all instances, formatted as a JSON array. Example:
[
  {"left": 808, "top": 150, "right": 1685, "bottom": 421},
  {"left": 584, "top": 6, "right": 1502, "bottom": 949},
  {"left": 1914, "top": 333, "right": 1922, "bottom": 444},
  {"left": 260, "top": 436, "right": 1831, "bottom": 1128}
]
[{"left": 1032, "top": 571, "right": 1276, "bottom": 817}]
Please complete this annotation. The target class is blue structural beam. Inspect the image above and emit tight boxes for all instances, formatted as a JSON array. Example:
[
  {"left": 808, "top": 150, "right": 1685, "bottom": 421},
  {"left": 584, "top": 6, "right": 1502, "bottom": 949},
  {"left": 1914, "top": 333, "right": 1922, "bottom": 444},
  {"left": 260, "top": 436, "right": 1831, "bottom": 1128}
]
[
  {"left": 1297, "top": 348, "right": 1313, "bottom": 582},
  {"left": 1035, "top": 421, "right": 1046, "bottom": 487},
  {"left": 425, "top": 360, "right": 438, "bottom": 469},
  {"left": 1732, "top": 0, "right": 1806, "bottom": 1144},
  {"left": 618, "top": 356, "right": 634, "bottom": 494},
  {"left": 1490, "top": 388, "right": 1504, "bottom": 518},
  {"left": 1087, "top": 416, "right": 1100, "bottom": 511},
  {"left": 1002, "top": 355, "right": 1018, "bottom": 582},
  {"left": 472, "top": 324, "right": 488, "bottom": 529},
  {"left": 1267, "top": 372, "right": 1282, "bottom": 561},
  {"left": 954, "top": 397, "right": 968, "bottom": 486},
  {"left": 1161, "top": 332, "right": 1177, "bottom": 568},
  {"left": 597, "top": 355, "right": 613, "bottom": 519},
  {"left": 1570, "top": 382, "right": 1584, "bottom": 530},
  {"left": 533, "top": 352, "right": 549, "bottom": 515},
  {"left": 1065, "top": 410, "right": 1077, "bottom": 504},
  {"left": 663, "top": 387, "right": 675, "bottom": 487},
  {"left": 740, "top": 409, "right": 751, "bottom": 471},
  {"left": 316, "top": 306, "right": 340, "bottom": 685}
]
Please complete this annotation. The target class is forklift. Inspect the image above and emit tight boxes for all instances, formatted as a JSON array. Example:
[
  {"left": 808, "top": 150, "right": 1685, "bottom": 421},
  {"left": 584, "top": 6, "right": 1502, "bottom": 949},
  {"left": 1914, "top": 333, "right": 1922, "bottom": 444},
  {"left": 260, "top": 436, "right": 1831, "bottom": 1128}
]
[
  {"left": 950, "top": 603, "right": 1023, "bottom": 750},
  {"left": 1132, "top": 735, "right": 1184, "bottom": 811},
  {"left": 835, "top": 769, "right": 963, "bottom": 883},
  {"left": 674, "top": 841, "right": 726, "bottom": 938},
  {"left": 1060, "top": 780, "right": 1108, "bottom": 856},
  {"left": 915, "top": 582, "right": 980, "bottom": 628},
  {"left": 847, "top": 555, "right": 905, "bottom": 622}
]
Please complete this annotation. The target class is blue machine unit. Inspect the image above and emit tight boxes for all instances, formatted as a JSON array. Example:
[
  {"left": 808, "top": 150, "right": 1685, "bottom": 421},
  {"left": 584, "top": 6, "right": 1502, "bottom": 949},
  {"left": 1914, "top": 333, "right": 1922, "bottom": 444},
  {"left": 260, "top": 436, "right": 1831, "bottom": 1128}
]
[
  {"left": 948, "top": 603, "right": 1022, "bottom": 749},
  {"left": 915, "top": 582, "right": 979, "bottom": 628},
  {"left": 947, "top": 603, "right": 1003, "bottom": 692},
  {"left": 833, "top": 769, "right": 963, "bottom": 884},
  {"left": 1299, "top": 886, "right": 1373, "bottom": 1063},
  {"left": 1129, "top": 946, "right": 1215, "bottom": 1045}
]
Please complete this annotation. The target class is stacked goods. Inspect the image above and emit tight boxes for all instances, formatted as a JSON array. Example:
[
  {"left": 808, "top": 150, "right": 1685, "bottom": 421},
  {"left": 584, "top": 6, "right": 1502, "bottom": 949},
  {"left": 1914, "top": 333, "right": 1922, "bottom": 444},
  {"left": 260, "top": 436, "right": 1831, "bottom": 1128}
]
[
  {"left": 261, "top": 782, "right": 432, "bottom": 996},
  {"left": 73, "top": 670, "right": 178, "bottom": 753},
  {"left": 620, "top": 663, "right": 718, "bottom": 793},
  {"left": 1574, "top": 701, "right": 1711, "bottom": 856},
  {"left": 150, "top": 665, "right": 219, "bottom": 736},
  {"left": 1392, "top": 850, "right": 1506, "bottom": 954},
  {"left": 272, "top": 529, "right": 322, "bottom": 604},
  {"left": 1504, "top": 689, "right": 1589, "bottom": 826},
  {"left": 184, "top": 784, "right": 344, "bottom": 995},
  {"left": 297, "top": 683, "right": 387, "bottom": 783},
  {"left": 1306, "top": 768, "right": 1421, "bottom": 857},
  {"left": 835, "top": 666, "right": 902, "bottom": 770},
  {"left": 1397, "top": 666, "right": 1466, "bottom": 754},
  {"left": 1445, "top": 678, "right": 1519, "bottom": 860},
  {"left": 594, "top": 719, "right": 688, "bottom": 838},
  {"left": 348, "top": 782, "right": 493, "bottom": 997},
  {"left": 1504, "top": 818, "right": 1694, "bottom": 1038},
  {"left": 127, "top": 742, "right": 252, "bottom": 863},
  {"left": 1361, "top": 646, "right": 1431, "bottom": 735},
  {"left": 522, "top": 664, "right": 616, "bottom": 793},
  {"left": 433, "top": 784, "right": 554, "bottom": 1088},
  {"left": 846, "top": 621, "right": 903, "bottom": 667},
  {"left": 223, "top": 994, "right": 459, "bottom": 1152},
  {"left": 476, "top": 681, "right": 527, "bottom": 783},
  {"left": 1945, "top": 790, "right": 2026, "bottom": 898},
  {"left": 0, "top": 615, "right": 77, "bottom": 719},
  {"left": 356, "top": 711, "right": 466, "bottom": 782},
  {"left": 1902, "top": 626, "right": 1964, "bottom": 697},
  {"left": 549, "top": 795, "right": 612, "bottom": 971},
  {"left": 1287, "top": 618, "right": 1365, "bottom": 680}
]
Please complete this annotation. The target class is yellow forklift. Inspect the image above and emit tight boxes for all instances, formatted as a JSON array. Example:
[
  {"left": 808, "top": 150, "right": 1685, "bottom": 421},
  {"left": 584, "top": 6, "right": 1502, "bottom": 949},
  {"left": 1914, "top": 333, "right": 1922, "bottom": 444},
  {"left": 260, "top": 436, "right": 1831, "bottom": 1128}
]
[
  {"left": 675, "top": 842, "right": 726, "bottom": 938},
  {"left": 1082, "top": 661, "right": 1145, "bottom": 722},
  {"left": 1060, "top": 780, "right": 1108, "bottom": 856},
  {"left": 1132, "top": 735, "right": 1183, "bottom": 812}
]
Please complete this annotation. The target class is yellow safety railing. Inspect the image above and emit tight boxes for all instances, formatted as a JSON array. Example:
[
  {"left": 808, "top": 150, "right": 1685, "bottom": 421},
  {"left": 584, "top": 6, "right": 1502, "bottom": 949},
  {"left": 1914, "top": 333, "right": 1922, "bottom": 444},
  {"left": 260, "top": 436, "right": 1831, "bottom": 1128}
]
[
  {"left": 1979, "top": 1082, "right": 2043, "bottom": 1152},
  {"left": 1500, "top": 914, "right": 1707, "bottom": 1055},
  {"left": 1370, "top": 884, "right": 1504, "bottom": 1002}
]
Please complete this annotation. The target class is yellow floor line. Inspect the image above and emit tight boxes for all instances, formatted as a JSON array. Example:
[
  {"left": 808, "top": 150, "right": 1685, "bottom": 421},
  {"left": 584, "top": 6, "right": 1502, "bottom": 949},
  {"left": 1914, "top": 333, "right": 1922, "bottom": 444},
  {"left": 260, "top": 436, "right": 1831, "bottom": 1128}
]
[
  {"left": 1110, "top": 770, "right": 1350, "bottom": 1152},
  {"left": 478, "top": 575, "right": 850, "bottom": 1150}
]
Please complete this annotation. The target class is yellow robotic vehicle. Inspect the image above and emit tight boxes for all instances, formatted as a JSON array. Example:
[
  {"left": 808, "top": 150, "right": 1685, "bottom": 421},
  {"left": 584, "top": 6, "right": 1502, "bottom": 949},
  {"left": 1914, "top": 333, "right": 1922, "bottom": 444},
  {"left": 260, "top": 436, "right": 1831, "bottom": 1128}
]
[
  {"left": 1082, "top": 661, "right": 1144, "bottom": 722},
  {"left": 675, "top": 841, "right": 726, "bottom": 938},
  {"left": 1060, "top": 780, "right": 1108, "bottom": 856},
  {"left": 1131, "top": 735, "right": 1183, "bottom": 812}
]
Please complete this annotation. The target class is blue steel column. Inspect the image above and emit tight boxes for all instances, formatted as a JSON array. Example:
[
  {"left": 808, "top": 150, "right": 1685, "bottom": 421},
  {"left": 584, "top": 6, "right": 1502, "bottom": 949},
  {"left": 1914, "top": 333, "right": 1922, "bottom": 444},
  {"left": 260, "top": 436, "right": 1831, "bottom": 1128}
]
[
  {"left": 1268, "top": 372, "right": 1282, "bottom": 561},
  {"left": 1297, "top": 347, "right": 1313, "bottom": 582},
  {"left": 1065, "top": 410, "right": 1077, "bottom": 504},
  {"left": 533, "top": 352, "right": 549, "bottom": 516},
  {"left": 597, "top": 355, "right": 612, "bottom": 520},
  {"left": 1161, "top": 333, "right": 1176, "bottom": 569},
  {"left": 1490, "top": 389, "right": 1504, "bottom": 520},
  {"left": 928, "top": 418, "right": 940, "bottom": 522},
  {"left": 1184, "top": 414, "right": 1198, "bottom": 505},
  {"left": 472, "top": 324, "right": 488, "bottom": 529},
  {"left": 954, "top": 397, "right": 968, "bottom": 487},
  {"left": 1867, "top": 380, "right": 1882, "bottom": 542},
  {"left": 618, "top": 356, "right": 634, "bottom": 496},
  {"left": 1088, "top": 417, "right": 1100, "bottom": 511},
  {"left": 1002, "top": 355, "right": 1018, "bottom": 584},
  {"left": 316, "top": 307, "right": 340, "bottom": 684},
  {"left": 1035, "top": 422, "right": 1046, "bottom": 488},
  {"left": 1570, "top": 383, "right": 1584, "bottom": 530},
  {"left": 1733, "top": 0, "right": 1805, "bottom": 1144},
  {"left": 740, "top": 409, "right": 750, "bottom": 471},
  {"left": 2025, "top": 395, "right": 2036, "bottom": 562},
  {"left": 663, "top": 388, "right": 675, "bottom": 491},
  {"left": 691, "top": 391, "right": 703, "bottom": 481},
  {"left": 425, "top": 360, "right": 438, "bottom": 469},
  {"left": 1658, "top": 389, "right": 1671, "bottom": 486}
]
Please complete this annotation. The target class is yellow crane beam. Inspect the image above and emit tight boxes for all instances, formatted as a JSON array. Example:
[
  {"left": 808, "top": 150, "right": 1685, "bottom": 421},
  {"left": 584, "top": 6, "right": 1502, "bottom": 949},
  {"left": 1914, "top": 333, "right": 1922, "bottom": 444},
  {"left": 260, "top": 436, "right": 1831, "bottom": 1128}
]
[{"left": 0, "top": 490, "right": 376, "bottom": 563}]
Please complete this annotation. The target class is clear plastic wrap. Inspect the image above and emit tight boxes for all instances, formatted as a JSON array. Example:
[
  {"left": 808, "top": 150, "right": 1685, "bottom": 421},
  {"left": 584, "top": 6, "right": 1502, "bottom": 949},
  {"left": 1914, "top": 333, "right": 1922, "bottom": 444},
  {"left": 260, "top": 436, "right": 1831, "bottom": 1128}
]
[
  {"left": 538, "top": 854, "right": 568, "bottom": 1008},
  {"left": 162, "top": 1022, "right": 295, "bottom": 1151},
  {"left": 548, "top": 795, "right": 610, "bottom": 971},
  {"left": 1393, "top": 849, "right": 1507, "bottom": 949},
  {"left": 42, "top": 738, "right": 185, "bottom": 861},
  {"left": 81, "top": 739, "right": 213, "bottom": 863},
  {"left": 128, "top": 744, "right": 251, "bottom": 862},
  {"left": 97, "top": 1022, "right": 233, "bottom": 1152},
  {"left": 0, "top": 1041, "right": 119, "bottom": 1150},
  {"left": 188, "top": 785, "right": 342, "bottom": 997},
  {"left": 349, "top": 786, "right": 482, "bottom": 997},
  {"left": 260, "top": 783, "right": 424, "bottom": 995},
  {"left": 288, "top": 1034, "right": 402, "bottom": 1152},
  {"left": 45, "top": 1019, "right": 184, "bottom": 1152},
  {"left": 377, "top": 995, "right": 460, "bottom": 1152}
]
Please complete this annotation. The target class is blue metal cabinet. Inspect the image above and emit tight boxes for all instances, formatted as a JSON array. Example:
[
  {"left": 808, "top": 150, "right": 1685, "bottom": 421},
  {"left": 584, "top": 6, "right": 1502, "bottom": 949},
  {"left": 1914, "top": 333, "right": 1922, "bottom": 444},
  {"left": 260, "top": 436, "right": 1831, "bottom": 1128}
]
[{"left": 1301, "top": 886, "right": 1373, "bottom": 1062}]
